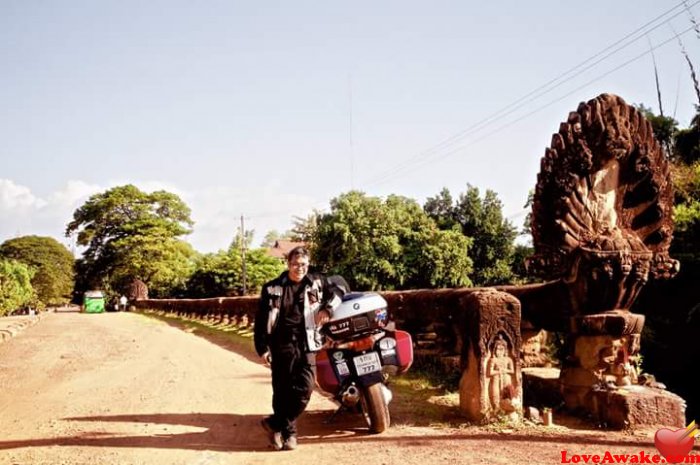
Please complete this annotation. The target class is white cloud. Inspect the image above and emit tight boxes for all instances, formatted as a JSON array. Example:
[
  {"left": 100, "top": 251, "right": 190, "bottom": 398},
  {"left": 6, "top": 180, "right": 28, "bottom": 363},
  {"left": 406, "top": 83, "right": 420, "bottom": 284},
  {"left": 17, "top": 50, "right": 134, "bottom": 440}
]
[
  {"left": 0, "top": 179, "right": 323, "bottom": 255},
  {"left": 46, "top": 180, "right": 104, "bottom": 208},
  {"left": 184, "top": 184, "right": 322, "bottom": 253},
  {"left": 0, "top": 179, "right": 46, "bottom": 211},
  {"left": 0, "top": 179, "right": 103, "bottom": 251}
]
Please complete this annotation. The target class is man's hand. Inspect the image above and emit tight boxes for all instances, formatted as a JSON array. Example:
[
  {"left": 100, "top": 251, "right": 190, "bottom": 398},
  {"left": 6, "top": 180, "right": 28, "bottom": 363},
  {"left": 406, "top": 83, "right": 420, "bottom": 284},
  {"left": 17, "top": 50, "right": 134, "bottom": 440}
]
[
  {"left": 261, "top": 351, "right": 272, "bottom": 366},
  {"left": 315, "top": 308, "right": 331, "bottom": 325}
]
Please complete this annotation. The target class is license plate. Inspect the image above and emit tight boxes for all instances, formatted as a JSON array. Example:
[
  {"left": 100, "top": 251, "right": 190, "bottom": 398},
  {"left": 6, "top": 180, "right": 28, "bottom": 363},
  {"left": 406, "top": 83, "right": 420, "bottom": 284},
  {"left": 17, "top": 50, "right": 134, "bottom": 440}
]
[{"left": 353, "top": 352, "right": 381, "bottom": 375}]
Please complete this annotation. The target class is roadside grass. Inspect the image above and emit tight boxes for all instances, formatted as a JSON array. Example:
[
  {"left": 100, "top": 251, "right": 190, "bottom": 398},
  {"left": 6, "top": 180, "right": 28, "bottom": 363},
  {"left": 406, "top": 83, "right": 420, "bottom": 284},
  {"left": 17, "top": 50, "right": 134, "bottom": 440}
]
[
  {"left": 138, "top": 310, "right": 260, "bottom": 363},
  {"left": 389, "top": 370, "right": 464, "bottom": 428}
]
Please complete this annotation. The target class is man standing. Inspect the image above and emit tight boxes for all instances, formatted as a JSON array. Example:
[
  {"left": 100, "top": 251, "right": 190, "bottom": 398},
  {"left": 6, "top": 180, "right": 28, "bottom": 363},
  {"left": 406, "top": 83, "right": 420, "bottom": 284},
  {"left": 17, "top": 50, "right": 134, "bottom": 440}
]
[{"left": 254, "top": 246, "right": 341, "bottom": 451}]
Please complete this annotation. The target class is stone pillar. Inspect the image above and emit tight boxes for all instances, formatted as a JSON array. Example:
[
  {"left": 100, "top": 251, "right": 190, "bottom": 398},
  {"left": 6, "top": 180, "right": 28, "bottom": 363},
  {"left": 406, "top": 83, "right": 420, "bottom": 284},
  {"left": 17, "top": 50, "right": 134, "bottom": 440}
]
[
  {"left": 560, "top": 310, "right": 685, "bottom": 428},
  {"left": 458, "top": 289, "right": 523, "bottom": 422},
  {"left": 560, "top": 310, "right": 643, "bottom": 407}
]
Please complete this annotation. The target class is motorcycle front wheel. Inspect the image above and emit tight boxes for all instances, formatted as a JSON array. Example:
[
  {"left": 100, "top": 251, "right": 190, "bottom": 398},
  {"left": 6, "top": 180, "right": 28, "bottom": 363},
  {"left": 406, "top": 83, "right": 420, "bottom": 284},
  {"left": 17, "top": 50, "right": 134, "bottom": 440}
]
[{"left": 360, "top": 383, "right": 390, "bottom": 433}]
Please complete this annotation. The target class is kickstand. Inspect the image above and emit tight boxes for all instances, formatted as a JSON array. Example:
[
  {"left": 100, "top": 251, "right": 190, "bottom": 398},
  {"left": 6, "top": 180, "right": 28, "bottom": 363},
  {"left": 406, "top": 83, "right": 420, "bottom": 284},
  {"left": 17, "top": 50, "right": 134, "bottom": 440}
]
[{"left": 324, "top": 404, "right": 346, "bottom": 424}]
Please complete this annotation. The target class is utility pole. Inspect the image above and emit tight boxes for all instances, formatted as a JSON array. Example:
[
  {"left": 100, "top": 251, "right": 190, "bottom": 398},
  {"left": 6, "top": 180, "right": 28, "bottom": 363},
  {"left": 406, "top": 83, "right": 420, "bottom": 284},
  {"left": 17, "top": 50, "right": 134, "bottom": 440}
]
[{"left": 240, "top": 215, "right": 247, "bottom": 295}]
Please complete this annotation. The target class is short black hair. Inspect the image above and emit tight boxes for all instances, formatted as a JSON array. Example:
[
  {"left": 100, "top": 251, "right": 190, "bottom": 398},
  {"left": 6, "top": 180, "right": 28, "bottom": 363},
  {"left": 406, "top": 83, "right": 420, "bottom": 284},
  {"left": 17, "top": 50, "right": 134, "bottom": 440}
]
[{"left": 287, "top": 246, "right": 310, "bottom": 262}]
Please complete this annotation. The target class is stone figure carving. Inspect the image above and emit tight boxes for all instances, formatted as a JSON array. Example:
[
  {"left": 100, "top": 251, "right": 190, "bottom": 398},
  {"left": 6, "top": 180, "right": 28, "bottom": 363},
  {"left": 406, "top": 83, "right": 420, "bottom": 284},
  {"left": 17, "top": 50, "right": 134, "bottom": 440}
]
[
  {"left": 458, "top": 289, "right": 522, "bottom": 422},
  {"left": 487, "top": 335, "right": 515, "bottom": 411}
]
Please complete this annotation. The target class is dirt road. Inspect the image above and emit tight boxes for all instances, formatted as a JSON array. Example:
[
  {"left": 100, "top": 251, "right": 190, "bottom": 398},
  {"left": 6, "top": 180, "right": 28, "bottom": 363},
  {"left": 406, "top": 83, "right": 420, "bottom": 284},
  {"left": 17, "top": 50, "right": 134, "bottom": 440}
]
[{"left": 0, "top": 311, "right": 687, "bottom": 465}]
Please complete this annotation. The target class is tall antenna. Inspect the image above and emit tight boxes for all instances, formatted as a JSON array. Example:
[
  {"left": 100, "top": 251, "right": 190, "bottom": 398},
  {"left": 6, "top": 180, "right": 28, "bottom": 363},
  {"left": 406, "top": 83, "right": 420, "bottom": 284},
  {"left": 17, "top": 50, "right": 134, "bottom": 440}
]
[
  {"left": 349, "top": 72, "right": 354, "bottom": 190},
  {"left": 240, "top": 215, "right": 247, "bottom": 295}
]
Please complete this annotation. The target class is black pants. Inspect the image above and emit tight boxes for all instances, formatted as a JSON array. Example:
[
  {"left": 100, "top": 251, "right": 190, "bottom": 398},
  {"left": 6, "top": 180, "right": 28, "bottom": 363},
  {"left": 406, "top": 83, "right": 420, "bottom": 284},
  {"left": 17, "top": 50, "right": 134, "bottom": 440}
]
[{"left": 268, "top": 336, "right": 316, "bottom": 438}]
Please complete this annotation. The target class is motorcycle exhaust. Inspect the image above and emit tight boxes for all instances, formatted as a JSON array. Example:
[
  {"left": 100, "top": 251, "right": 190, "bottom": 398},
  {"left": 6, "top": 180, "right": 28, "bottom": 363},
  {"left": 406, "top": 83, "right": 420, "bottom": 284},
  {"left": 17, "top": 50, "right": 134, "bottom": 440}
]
[
  {"left": 381, "top": 383, "right": 393, "bottom": 404},
  {"left": 341, "top": 384, "right": 361, "bottom": 407}
]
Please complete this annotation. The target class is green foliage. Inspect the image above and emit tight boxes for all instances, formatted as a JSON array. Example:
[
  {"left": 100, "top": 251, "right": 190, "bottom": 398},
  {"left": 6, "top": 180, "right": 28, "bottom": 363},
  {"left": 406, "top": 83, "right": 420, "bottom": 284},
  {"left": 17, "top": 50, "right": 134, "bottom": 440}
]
[
  {"left": 0, "top": 259, "right": 36, "bottom": 316},
  {"left": 290, "top": 212, "right": 319, "bottom": 242},
  {"left": 0, "top": 235, "right": 75, "bottom": 306},
  {"left": 510, "top": 244, "right": 534, "bottom": 284},
  {"left": 521, "top": 189, "right": 535, "bottom": 236},
  {"left": 423, "top": 188, "right": 457, "bottom": 230},
  {"left": 311, "top": 191, "right": 472, "bottom": 290},
  {"left": 425, "top": 185, "right": 517, "bottom": 286},
  {"left": 243, "top": 249, "right": 287, "bottom": 294},
  {"left": 66, "top": 184, "right": 195, "bottom": 298},
  {"left": 672, "top": 162, "right": 700, "bottom": 204},
  {"left": 675, "top": 126, "right": 700, "bottom": 165},
  {"left": 185, "top": 246, "right": 285, "bottom": 297},
  {"left": 185, "top": 251, "right": 241, "bottom": 298},
  {"left": 260, "top": 229, "right": 293, "bottom": 248},
  {"left": 672, "top": 163, "right": 700, "bottom": 260},
  {"left": 673, "top": 106, "right": 699, "bottom": 165},
  {"left": 674, "top": 200, "right": 700, "bottom": 228},
  {"left": 635, "top": 104, "right": 679, "bottom": 151}
]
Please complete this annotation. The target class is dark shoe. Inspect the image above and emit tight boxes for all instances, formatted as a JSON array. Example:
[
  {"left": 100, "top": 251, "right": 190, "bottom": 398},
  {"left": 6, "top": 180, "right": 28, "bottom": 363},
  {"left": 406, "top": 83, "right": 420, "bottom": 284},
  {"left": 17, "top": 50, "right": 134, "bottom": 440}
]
[
  {"left": 282, "top": 435, "right": 298, "bottom": 451},
  {"left": 260, "top": 417, "right": 283, "bottom": 450}
]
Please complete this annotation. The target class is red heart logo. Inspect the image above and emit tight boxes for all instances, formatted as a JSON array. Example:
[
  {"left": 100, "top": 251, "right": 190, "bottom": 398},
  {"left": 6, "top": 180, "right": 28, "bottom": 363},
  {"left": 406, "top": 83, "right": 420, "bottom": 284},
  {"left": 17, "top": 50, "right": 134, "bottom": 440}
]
[{"left": 654, "top": 428, "right": 695, "bottom": 463}]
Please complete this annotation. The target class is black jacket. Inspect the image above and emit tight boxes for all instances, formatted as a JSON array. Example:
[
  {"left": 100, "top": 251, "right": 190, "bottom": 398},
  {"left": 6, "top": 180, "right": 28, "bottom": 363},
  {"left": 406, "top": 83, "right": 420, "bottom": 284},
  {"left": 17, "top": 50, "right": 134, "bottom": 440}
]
[{"left": 254, "top": 271, "right": 342, "bottom": 356}]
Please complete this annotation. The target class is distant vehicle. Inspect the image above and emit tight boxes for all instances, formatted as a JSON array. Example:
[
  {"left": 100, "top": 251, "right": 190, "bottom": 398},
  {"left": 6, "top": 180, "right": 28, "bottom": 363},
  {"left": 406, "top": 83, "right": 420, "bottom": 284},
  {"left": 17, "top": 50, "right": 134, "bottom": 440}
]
[{"left": 83, "top": 290, "right": 105, "bottom": 314}]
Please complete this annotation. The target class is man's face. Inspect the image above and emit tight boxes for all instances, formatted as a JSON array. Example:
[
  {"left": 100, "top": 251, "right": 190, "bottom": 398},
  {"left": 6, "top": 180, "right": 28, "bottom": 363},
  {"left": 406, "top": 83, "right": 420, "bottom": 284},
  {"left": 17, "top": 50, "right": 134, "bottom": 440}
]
[{"left": 287, "top": 255, "right": 310, "bottom": 283}]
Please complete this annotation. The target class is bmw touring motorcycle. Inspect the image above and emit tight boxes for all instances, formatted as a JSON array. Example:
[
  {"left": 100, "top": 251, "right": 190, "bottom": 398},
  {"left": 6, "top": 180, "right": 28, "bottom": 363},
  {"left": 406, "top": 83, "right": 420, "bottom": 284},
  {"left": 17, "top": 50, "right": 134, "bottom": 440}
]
[{"left": 316, "top": 282, "right": 413, "bottom": 434}]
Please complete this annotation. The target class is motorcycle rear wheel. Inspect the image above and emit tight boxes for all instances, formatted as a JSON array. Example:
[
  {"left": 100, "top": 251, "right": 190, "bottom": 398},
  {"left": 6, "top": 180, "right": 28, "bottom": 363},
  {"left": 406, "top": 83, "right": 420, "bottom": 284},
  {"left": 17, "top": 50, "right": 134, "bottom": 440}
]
[{"left": 360, "top": 383, "right": 390, "bottom": 433}]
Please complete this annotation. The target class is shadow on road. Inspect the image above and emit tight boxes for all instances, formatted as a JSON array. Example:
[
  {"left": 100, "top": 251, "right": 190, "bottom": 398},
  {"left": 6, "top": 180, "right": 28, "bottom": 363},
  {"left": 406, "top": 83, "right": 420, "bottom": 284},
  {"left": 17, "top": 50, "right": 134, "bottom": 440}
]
[
  {"left": 0, "top": 409, "right": 367, "bottom": 452},
  {"left": 0, "top": 408, "right": 657, "bottom": 452}
]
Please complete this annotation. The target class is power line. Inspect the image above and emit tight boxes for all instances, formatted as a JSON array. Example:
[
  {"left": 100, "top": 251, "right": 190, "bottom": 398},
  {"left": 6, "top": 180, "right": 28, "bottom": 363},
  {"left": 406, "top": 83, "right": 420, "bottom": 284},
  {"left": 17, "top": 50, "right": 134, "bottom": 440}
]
[
  {"left": 360, "top": 0, "right": 700, "bottom": 188},
  {"left": 237, "top": 2, "right": 700, "bottom": 232},
  {"left": 366, "top": 25, "right": 696, "bottom": 188}
]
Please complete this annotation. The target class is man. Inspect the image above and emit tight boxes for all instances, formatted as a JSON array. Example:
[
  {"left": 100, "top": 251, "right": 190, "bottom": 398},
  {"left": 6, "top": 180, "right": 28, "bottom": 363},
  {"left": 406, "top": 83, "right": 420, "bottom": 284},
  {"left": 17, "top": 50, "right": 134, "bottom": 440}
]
[{"left": 254, "top": 246, "right": 341, "bottom": 451}]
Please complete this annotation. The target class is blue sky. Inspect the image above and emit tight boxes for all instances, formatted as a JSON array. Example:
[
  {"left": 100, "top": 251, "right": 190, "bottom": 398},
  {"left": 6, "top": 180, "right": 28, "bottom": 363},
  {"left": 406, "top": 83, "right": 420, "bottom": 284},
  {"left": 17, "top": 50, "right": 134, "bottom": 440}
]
[{"left": 1, "top": 0, "right": 699, "bottom": 253}]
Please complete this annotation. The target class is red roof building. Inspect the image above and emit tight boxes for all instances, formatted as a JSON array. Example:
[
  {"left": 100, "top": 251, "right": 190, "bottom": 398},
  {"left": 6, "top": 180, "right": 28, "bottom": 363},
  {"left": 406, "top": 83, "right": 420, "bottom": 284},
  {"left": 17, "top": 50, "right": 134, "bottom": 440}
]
[{"left": 266, "top": 240, "right": 307, "bottom": 260}]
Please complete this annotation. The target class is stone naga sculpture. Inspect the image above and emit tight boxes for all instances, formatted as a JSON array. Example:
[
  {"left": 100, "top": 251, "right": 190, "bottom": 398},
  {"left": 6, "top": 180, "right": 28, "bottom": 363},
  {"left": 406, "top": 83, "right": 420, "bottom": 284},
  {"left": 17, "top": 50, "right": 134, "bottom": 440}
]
[
  {"left": 528, "top": 93, "right": 678, "bottom": 315},
  {"left": 525, "top": 94, "right": 684, "bottom": 423}
]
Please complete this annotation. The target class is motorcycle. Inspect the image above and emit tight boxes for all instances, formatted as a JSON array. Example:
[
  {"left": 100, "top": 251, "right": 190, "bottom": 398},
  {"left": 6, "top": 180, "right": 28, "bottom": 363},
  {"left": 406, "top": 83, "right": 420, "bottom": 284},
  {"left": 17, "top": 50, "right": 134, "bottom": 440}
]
[{"left": 315, "top": 286, "right": 413, "bottom": 434}]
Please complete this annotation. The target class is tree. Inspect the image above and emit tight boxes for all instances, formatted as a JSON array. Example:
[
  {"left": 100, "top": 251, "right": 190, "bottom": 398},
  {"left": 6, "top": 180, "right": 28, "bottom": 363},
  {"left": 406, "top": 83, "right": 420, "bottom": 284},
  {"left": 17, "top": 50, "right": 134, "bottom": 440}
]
[
  {"left": 185, "top": 246, "right": 284, "bottom": 298},
  {"left": 66, "top": 185, "right": 195, "bottom": 298},
  {"left": 228, "top": 230, "right": 285, "bottom": 295},
  {"left": 185, "top": 251, "right": 240, "bottom": 298},
  {"left": 261, "top": 230, "right": 294, "bottom": 248},
  {"left": 671, "top": 161, "right": 700, "bottom": 260},
  {"left": 425, "top": 185, "right": 517, "bottom": 286},
  {"left": 511, "top": 243, "right": 534, "bottom": 284},
  {"left": 674, "top": 108, "right": 700, "bottom": 165},
  {"left": 0, "top": 260, "right": 35, "bottom": 316},
  {"left": 635, "top": 104, "right": 679, "bottom": 153},
  {"left": 290, "top": 212, "right": 319, "bottom": 242},
  {"left": 0, "top": 236, "right": 75, "bottom": 306},
  {"left": 311, "top": 191, "right": 472, "bottom": 290},
  {"left": 242, "top": 248, "right": 286, "bottom": 294},
  {"left": 423, "top": 188, "right": 458, "bottom": 230}
]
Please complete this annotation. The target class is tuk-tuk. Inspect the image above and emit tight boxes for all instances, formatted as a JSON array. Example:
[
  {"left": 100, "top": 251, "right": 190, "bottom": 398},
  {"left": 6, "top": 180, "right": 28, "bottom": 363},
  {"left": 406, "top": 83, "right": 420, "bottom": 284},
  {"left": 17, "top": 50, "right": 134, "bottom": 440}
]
[{"left": 83, "top": 290, "right": 105, "bottom": 313}]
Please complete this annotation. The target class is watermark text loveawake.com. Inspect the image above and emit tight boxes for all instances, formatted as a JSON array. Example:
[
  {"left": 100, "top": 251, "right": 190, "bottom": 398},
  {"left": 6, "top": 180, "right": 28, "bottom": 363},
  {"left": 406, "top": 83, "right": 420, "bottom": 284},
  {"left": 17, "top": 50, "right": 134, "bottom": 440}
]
[
  {"left": 561, "top": 420, "right": 699, "bottom": 464},
  {"left": 561, "top": 450, "right": 700, "bottom": 463}
]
